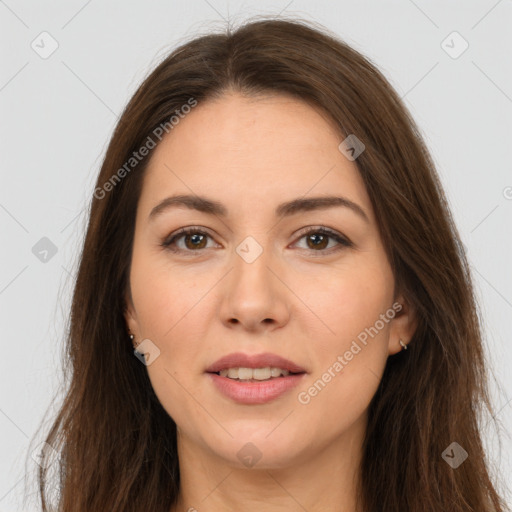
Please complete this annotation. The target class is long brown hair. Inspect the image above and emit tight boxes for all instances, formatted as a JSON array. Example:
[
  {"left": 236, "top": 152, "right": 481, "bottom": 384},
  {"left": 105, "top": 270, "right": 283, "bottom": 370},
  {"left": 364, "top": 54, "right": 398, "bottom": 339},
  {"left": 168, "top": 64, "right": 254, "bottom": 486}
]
[{"left": 31, "top": 17, "right": 508, "bottom": 512}]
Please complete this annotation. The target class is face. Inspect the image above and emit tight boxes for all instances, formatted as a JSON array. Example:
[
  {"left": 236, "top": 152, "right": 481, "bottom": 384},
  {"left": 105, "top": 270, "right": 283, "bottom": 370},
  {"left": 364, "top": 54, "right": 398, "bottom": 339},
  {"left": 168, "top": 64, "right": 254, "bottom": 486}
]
[{"left": 125, "top": 92, "right": 414, "bottom": 469}]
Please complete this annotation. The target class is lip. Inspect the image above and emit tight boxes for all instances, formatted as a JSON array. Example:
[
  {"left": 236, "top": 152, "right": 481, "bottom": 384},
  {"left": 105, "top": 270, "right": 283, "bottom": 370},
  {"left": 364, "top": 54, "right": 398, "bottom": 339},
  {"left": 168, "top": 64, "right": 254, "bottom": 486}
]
[
  {"left": 205, "top": 352, "right": 307, "bottom": 405},
  {"left": 205, "top": 352, "right": 307, "bottom": 374},
  {"left": 207, "top": 372, "right": 307, "bottom": 404}
]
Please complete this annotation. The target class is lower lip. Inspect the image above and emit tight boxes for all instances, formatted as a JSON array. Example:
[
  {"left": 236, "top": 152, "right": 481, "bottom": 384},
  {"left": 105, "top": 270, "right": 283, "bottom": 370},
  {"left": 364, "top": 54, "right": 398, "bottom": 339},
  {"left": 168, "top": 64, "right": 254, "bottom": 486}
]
[{"left": 207, "top": 372, "right": 306, "bottom": 404}]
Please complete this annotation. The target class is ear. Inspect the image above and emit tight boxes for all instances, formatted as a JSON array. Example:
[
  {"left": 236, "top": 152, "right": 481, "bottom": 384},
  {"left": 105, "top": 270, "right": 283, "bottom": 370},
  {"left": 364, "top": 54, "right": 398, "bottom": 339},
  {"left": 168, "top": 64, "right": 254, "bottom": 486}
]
[
  {"left": 387, "top": 294, "right": 417, "bottom": 355},
  {"left": 123, "top": 286, "right": 139, "bottom": 338}
]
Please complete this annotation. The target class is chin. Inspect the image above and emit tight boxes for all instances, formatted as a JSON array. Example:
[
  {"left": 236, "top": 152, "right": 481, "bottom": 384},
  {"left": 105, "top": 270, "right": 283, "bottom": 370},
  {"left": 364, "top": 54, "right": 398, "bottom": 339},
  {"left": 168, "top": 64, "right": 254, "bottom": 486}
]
[{"left": 203, "top": 426, "right": 311, "bottom": 470}]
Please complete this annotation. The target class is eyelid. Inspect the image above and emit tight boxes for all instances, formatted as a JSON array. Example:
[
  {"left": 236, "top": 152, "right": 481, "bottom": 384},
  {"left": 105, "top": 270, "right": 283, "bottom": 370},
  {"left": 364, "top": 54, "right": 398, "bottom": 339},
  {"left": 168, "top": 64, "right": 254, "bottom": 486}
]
[
  {"left": 161, "top": 226, "right": 219, "bottom": 251},
  {"left": 292, "top": 225, "right": 352, "bottom": 245},
  {"left": 291, "top": 225, "right": 353, "bottom": 255}
]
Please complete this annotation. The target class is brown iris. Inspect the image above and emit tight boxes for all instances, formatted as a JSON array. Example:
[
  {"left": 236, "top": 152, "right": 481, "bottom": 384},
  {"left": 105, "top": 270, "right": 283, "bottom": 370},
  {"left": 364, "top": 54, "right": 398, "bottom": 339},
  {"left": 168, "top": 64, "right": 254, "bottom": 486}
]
[
  {"left": 184, "top": 233, "right": 208, "bottom": 250},
  {"left": 306, "top": 233, "right": 329, "bottom": 250}
]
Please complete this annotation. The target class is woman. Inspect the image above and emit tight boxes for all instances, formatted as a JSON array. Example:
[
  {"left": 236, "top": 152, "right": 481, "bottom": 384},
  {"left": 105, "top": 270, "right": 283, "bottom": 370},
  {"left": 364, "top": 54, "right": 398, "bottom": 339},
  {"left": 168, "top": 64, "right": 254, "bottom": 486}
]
[{"left": 34, "top": 17, "right": 508, "bottom": 512}]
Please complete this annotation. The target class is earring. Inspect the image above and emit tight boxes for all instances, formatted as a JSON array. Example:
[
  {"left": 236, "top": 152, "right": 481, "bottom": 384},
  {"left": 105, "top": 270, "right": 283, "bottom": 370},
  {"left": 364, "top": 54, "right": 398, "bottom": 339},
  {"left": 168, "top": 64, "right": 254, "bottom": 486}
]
[
  {"left": 128, "top": 332, "right": 136, "bottom": 348},
  {"left": 399, "top": 339, "right": 408, "bottom": 351}
]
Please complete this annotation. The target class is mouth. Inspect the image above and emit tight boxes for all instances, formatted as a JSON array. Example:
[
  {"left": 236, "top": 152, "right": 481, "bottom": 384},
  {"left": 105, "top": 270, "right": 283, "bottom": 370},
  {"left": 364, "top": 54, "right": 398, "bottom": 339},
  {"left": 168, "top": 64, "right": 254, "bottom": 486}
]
[
  {"left": 205, "top": 351, "right": 307, "bottom": 375},
  {"left": 209, "top": 367, "right": 306, "bottom": 381},
  {"left": 205, "top": 352, "right": 307, "bottom": 404}
]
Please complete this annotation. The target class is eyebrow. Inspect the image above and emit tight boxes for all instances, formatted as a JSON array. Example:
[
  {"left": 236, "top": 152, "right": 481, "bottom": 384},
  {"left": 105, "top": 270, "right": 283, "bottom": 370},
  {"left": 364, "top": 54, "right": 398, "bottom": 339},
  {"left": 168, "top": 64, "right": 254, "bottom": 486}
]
[{"left": 148, "top": 194, "right": 369, "bottom": 223}]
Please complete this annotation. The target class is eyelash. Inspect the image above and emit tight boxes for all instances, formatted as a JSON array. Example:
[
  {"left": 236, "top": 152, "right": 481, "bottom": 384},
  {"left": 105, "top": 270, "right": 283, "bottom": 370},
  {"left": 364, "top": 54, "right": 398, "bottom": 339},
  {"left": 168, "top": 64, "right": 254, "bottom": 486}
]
[{"left": 161, "top": 225, "right": 353, "bottom": 256}]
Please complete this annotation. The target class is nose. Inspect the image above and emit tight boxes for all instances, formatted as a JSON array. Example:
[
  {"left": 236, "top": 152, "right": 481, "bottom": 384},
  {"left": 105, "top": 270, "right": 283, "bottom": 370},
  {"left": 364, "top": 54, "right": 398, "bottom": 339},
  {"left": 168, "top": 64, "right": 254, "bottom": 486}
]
[{"left": 219, "top": 242, "right": 291, "bottom": 333}]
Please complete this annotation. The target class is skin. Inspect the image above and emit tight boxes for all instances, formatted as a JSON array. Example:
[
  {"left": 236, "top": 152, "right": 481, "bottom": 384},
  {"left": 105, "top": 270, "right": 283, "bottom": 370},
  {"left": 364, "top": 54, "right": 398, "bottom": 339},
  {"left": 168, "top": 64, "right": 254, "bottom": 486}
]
[{"left": 125, "top": 91, "right": 416, "bottom": 512}]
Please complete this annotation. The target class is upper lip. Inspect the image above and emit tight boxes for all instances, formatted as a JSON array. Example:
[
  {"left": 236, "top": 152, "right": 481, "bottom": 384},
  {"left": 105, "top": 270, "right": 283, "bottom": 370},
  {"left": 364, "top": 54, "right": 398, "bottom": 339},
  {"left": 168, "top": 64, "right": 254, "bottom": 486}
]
[{"left": 205, "top": 352, "right": 307, "bottom": 374}]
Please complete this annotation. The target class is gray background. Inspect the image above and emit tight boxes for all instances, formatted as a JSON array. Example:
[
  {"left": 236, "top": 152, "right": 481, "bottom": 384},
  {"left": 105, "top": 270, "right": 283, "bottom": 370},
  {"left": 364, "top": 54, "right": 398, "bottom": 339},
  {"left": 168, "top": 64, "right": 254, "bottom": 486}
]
[{"left": 1, "top": 1, "right": 511, "bottom": 510}]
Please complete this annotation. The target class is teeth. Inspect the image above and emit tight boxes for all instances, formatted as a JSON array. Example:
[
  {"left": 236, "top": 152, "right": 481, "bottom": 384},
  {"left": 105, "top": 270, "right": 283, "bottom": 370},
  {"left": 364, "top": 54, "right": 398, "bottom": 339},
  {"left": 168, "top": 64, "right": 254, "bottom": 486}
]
[
  {"left": 270, "top": 367, "right": 282, "bottom": 377},
  {"left": 253, "top": 367, "right": 271, "bottom": 380},
  {"left": 227, "top": 368, "right": 239, "bottom": 379},
  {"left": 218, "top": 367, "right": 291, "bottom": 380},
  {"left": 238, "top": 367, "right": 253, "bottom": 380}
]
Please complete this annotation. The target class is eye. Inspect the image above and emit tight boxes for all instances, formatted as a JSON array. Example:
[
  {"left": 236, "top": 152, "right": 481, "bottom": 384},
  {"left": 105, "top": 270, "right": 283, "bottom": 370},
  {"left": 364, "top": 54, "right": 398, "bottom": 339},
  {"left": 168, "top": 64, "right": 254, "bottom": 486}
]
[
  {"left": 292, "top": 226, "right": 352, "bottom": 255},
  {"left": 161, "top": 227, "right": 217, "bottom": 253}
]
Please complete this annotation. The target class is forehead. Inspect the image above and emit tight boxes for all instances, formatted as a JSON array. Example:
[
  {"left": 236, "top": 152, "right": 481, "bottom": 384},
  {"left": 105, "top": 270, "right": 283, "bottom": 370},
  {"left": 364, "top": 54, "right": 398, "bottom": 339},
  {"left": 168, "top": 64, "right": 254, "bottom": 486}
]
[{"left": 138, "top": 92, "right": 373, "bottom": 222}]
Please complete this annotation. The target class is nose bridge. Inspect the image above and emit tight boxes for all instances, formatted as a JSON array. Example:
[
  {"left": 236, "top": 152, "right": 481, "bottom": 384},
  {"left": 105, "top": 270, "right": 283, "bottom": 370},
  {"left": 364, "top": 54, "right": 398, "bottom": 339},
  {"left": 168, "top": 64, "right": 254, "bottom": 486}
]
[
  {"left": 231, "top": 233, "right": 277, "bottom": 298},
  {"left": 219, "top": 233, "right": 290, "bottom": 330}
]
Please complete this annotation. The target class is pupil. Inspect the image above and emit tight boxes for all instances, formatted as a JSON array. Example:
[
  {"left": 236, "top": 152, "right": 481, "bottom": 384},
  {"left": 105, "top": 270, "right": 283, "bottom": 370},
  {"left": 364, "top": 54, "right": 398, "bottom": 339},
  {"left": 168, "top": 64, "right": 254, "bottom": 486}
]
[
  {"left": 308, "top": 233, "right": 327, "bottom": 249},
  {"left": 187, "top": 233, "right": 205, "bottom": 249}
]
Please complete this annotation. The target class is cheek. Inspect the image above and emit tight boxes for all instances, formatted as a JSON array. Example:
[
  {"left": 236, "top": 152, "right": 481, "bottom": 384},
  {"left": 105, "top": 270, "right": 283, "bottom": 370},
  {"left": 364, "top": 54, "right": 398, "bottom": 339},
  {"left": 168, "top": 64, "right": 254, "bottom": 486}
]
[
  {"left": 133, "top": 286, "right": 207, "bottom": 431},
  {"left": 129, "top": 253, "right": 216, "bottom": 417},
  {"left": 301, "top": 259, "right": 394, "bottom": 350},
  {"left": 130, "top": 248, "right": 206, "bottom": 339},
  {"left": 294, "top": 259, "right": 393, "bottom": 407}
]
